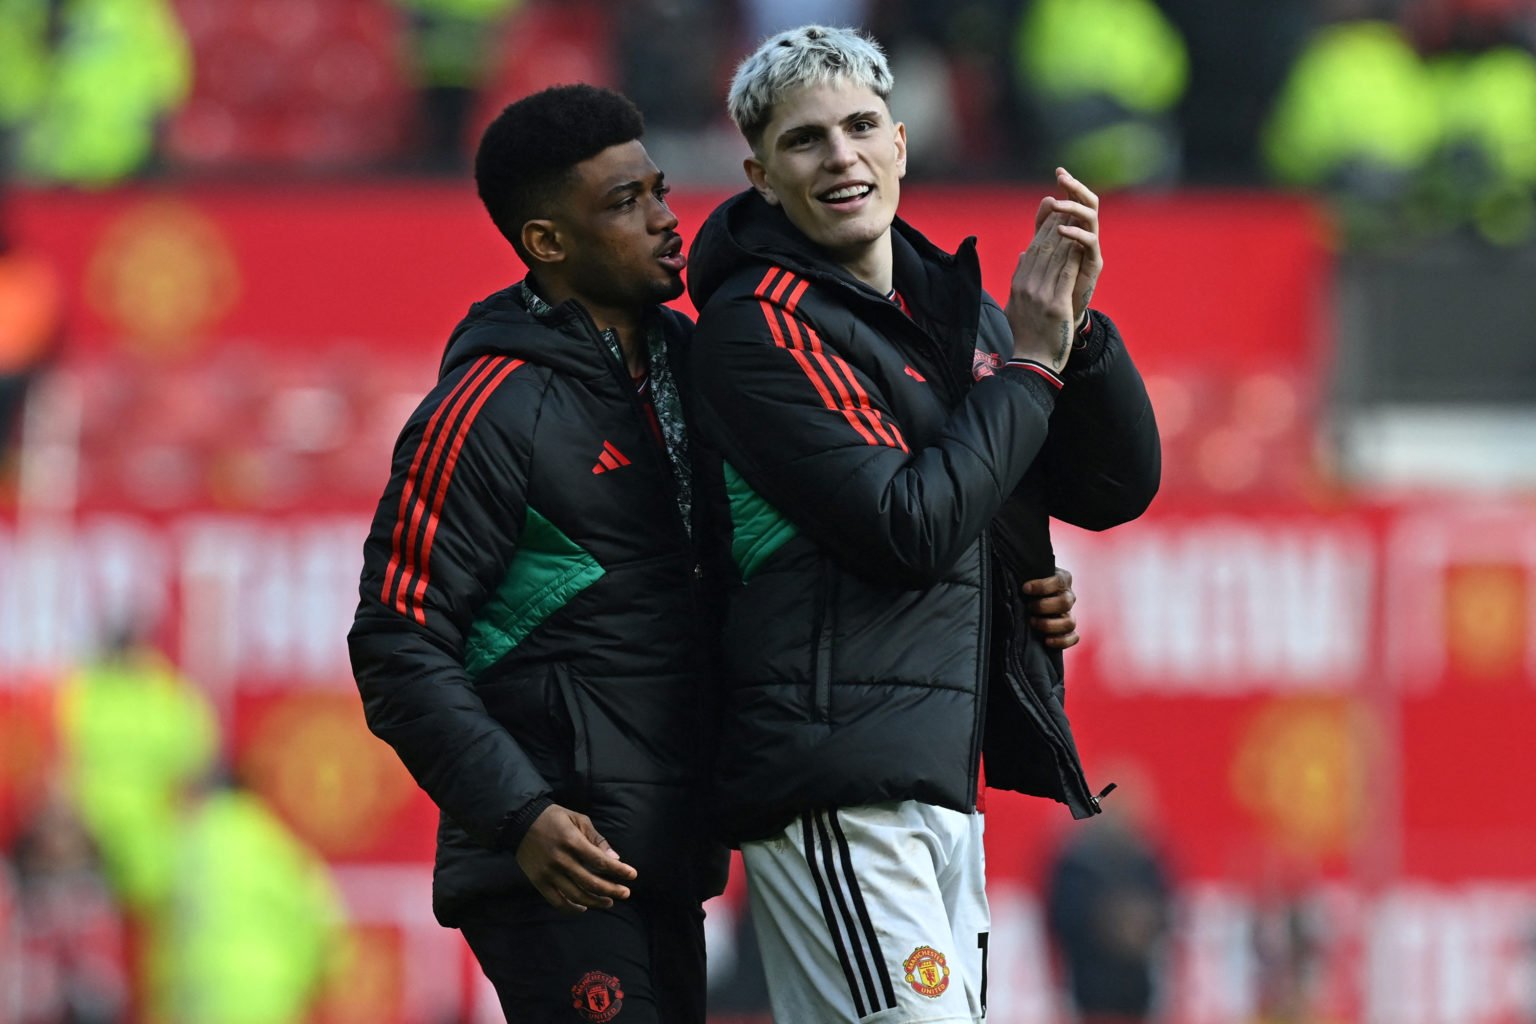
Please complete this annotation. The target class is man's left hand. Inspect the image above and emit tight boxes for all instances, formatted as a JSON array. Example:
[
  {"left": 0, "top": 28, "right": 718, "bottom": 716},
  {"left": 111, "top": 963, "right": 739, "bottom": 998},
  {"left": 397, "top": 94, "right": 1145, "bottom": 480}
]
[
  {"left": 1022, "top": 566, "right": 1080, "bottom": 650},
  {"left": 1040, "top": 167, "right": 1103, "bottom": 327}
]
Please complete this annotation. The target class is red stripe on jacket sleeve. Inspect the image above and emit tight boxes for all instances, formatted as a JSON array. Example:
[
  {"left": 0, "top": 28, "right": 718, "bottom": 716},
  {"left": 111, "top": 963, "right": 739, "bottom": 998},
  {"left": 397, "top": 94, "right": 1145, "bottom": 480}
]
[
  {"left": 784, "top": 277, "right": 810, "bottom": 313},
  {"left": 405, "top": 357, "right": 525, "bottom": 624},
  {"left": 754, "top": 267, "right": 781, "bottom": 301},
  {"left": 784, "top": 315, "right": 890, "bottom": 448},
  {"left": 382, "top": 355, "right": 498, "bottom": 612},
  {"left": 757, "top": 295, "right": 878, "bottom": 444},
  {"left": 751, "top": 269, "right": 909, "bottom": 452},
  {"left": 758, "top": 299, "right": 848, "bottom": 425},
  {"left": 799, "top": 320, "right": 909, "bottom": 452},
  {"left": 391, "top": 357, "right": 509, "bottom": 616}
]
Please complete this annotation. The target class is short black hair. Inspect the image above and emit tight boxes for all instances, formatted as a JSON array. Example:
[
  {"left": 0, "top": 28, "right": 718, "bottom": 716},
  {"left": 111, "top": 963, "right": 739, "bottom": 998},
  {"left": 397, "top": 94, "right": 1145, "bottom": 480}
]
[{"left": 475, "top": 84, "right": 646, "bottom": 263}]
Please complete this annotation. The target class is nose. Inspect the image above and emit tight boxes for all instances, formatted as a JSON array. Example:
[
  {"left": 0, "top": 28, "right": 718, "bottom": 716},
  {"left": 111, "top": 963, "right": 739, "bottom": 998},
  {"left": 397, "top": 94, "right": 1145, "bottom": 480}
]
[
  {"left": 823, "top": 131, "right": 857, "bottom": 171},
  {"left": 650, "top": 195, "right": 679, "bottom": 234}
]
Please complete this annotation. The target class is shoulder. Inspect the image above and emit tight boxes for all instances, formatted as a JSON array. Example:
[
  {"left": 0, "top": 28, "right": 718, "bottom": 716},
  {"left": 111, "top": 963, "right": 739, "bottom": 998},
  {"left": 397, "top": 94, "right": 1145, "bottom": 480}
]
[
  {"left": 693, "top": 263, "right": 809, "bottom": 347},
  {"left": 438, "top": 352, "right": 545, "bottom": 401},
  {"left": 407, "top": 355, "right": 547, "bottom": 447},
  {"left": 703, "top": 262, "right": 823, "bottom": 313}
]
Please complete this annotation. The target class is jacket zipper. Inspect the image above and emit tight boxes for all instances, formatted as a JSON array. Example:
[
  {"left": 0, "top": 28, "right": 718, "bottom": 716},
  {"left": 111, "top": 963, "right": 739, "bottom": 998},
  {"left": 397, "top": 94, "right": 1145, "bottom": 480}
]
[
  {"left": 578, "top": 306, "right": 703, "bottom": 590},
  {"left": 970, "top": 532, "right": 991, "bottom": 806},
  {"left": 1004, "top": 639, "right": 1099, "bottom": 813},
  {"left": 812, "top": 562, "right": 836, "bottom": 723},
  {"left": 998, "top": 598, "right": 1101, "bottom": 815},
  {"left": 876, "top": 288, "right": 970, "bottom": 404}
]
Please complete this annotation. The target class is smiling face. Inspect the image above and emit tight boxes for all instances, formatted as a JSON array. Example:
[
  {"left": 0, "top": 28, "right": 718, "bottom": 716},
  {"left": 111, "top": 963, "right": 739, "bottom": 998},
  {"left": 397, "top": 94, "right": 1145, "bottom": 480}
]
[
  {"left": 745, "top": 77, "right": 907, "bottom": 285},
  {"left": 535, "top": 139, "right": 686, "bottom": 324}
]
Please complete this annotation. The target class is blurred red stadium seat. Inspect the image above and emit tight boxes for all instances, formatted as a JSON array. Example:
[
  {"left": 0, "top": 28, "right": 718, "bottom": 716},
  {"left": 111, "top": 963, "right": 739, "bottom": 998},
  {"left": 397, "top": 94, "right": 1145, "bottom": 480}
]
[
  {"left": 468, "top": 0, "right": 616, "bottom": 150},
  {"left": 167, "top": 0, "right": 410, "bottom": 172}
]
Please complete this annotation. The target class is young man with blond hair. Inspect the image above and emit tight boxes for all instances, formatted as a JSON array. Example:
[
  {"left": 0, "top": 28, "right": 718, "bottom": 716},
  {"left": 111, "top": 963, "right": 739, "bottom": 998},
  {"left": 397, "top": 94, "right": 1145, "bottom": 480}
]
[{"left": 685, "top": 25, "right": 1161, "bottom": 1022}]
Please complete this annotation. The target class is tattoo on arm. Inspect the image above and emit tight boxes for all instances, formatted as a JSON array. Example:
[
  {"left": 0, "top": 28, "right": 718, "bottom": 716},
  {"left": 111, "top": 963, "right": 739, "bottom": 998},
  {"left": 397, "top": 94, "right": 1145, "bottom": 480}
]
[{"left": 1055, "top": 321, "right": 1072, "bottom": 370}]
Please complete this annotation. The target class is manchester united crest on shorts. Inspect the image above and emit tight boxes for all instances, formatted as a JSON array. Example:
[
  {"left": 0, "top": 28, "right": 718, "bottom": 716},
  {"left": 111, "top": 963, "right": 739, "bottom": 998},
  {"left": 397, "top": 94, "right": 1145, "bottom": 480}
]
[
  {"left": 903, "top": 945, "right": 950, "bottom": 998},
  {"left": 571, "top": 970, "right": 624, "bottom": 1022}
]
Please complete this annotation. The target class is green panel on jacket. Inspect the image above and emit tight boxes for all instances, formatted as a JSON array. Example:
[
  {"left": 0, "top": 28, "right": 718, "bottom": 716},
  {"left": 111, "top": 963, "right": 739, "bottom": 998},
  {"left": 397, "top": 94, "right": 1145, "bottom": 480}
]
[
  {"left": 463, "top": 507, "right": 605, "bottom": 676},
  {"left": 724, "top": 461, "right": 798, "bottom": 582}
]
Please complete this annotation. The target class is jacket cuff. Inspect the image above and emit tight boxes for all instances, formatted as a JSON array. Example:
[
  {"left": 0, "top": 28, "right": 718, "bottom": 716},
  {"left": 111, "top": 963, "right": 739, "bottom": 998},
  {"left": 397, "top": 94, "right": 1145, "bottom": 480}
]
[
  {"left": 495, "top": 795, "right": 555, "bottom": 852},
  {"left": 1004, "top": 358, "right": 1065, "bottom": 390},
  {"left": 997, "top": 362, "right": 1061, "bottom": 414},
  {"left": 1063, "top": 309, "right": 1109, "bottom": 374}
]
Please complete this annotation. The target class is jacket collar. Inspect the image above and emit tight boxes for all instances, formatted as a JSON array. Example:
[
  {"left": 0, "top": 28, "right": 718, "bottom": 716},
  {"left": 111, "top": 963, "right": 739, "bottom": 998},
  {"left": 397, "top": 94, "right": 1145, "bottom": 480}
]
[
  {"left": 438, "top": 276, "right": 681, "bottom": 384},
  {"left": 688, "top": 189, "right": 982, "bottom": 337}
]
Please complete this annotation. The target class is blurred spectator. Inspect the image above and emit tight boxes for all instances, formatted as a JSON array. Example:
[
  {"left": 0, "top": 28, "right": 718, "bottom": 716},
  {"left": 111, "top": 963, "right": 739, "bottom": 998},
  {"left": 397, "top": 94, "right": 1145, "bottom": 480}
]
[
  {"left": 55, "top": 621, "right": 218, "bottom": 1018},
  {"left": 855, "top": 3, "right": 963, "bottom": 177},
  {"left": 1414, "top": 1, "right": 1536, "bottom": 245},
  {"left": 1156, "top": 0, "right": 1312, "bottom": 184},
  {"left": 1012, "top": 0, "right": 1189, "bottom": 189},
  {"left": 1044, "top": 783, "right": 1174, "bottom": 1024},
  {"left": 53, "top": 622, "right": 349, "bottom": 1024},
  {"left": 1249, "top": 881, "right": 1324, "bottom": 1024},
  {"left": 392, "top": 0, "right": 522, "bottom": 172},
  {"left": 739, "top": 0, "right": 870, "bottom": 44},
  {"left": 872, "top": 0, "right": 1025, "bottom": 177},
  {"left": 4, "top": 791, "right": 129, "bottom": 1024},
  {"left": 0, "top": 185, "right": 62, "bottom": 461},
  {"left": 614, "top": 0, "right": 731, "bottom": 134},
  {"left": 1261, "top": 2, "right": 1444, "bottom": 247},
  {"left": 155, "top": 778, "right": 347, "bottom": 1024},
  {"left": 55, "top": 623, "right": 218, "bottom": 917},
  {"left": 0, "top": 0, "right": 192, "bottom": 186}
]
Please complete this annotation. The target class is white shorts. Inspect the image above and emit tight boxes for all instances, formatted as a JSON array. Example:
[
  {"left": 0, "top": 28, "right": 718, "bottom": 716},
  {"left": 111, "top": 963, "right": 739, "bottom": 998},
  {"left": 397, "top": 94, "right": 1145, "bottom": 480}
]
[{"left": 740, "top": 800, "right": 990, "bottom": 1023}]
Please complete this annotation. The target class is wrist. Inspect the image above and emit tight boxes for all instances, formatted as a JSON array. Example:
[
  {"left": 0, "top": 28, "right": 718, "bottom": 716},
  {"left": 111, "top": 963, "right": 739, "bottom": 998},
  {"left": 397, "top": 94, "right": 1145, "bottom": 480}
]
[
  {"left": 499, "top": 795, "right": 555, "bottom": 851},
  {"left": 1003, "top": 358, "right": 1065, "bottom": 390},
  {"left": 1064, "top": 308, "right": 1109, "bottom": 373}
]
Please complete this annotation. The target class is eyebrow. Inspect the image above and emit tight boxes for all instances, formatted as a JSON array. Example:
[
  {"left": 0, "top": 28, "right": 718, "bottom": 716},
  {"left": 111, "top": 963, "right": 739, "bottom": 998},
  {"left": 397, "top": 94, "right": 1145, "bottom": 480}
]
[
  {"left": 775, "top": 110, "right": 882, "bottom": 148},
  {"left": 605, "top": 172, "right": 665, "bottom": 199}
]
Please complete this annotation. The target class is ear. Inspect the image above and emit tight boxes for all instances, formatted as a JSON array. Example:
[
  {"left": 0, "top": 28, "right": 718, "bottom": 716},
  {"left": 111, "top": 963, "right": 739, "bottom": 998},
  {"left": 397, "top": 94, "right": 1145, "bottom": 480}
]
[
  {"left": 744, "top": 156, "right": 779, "bottom": 207},
  {"left": 520, "top": 219, "right": 565, "bottom": 265},
  {"left": 894, "top": 121, "right": 908, "bottom": 180}
]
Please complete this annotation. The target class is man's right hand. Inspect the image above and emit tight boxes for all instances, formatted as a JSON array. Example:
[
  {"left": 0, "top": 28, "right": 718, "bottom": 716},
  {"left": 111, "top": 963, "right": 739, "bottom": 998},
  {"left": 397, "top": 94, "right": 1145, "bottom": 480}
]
[
  {"left": 515, "top": 804, "right": 638, "bottom": 913},
  {"left": 1004, "top": 197, "right": 1083, "bottom": 373}
]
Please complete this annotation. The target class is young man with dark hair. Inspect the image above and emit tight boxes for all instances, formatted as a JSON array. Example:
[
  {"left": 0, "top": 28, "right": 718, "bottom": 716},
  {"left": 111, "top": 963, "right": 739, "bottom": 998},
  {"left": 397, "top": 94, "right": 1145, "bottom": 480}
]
[
  {"left": 348, "top": 84, "right": 716, "bottom": 1023},
  {"left": 686, "top": 25, "right": 1161, "bottom": 1023},
  {"left": 349, "top": 80, "right": 1088, "bottom": 1023}
]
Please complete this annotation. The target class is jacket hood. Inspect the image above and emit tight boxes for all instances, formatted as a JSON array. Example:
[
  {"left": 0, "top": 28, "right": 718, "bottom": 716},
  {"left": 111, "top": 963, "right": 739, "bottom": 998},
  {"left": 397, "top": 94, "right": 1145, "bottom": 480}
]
[
  {"left": 687, "top": 191, "right": 820, "bottom": 310},
  {"left": 687, "top": 189, "right": 985, "bottom": 345},
  {"left": 438, "top": 279, "right": 685, "bottom": 382}
]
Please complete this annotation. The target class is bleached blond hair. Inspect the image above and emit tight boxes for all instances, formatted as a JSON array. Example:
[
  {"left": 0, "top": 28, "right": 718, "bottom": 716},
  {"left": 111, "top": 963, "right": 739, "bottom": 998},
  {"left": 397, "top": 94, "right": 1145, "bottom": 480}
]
[{"left": 727, "top": 24, "right": 894, "bottom": 151}]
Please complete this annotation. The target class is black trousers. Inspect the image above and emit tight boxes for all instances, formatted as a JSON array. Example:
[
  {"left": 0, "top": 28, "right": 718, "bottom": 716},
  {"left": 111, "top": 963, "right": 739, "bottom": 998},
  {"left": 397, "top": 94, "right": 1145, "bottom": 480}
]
[{"left": 459, "top": 897, "right": 706, "bottom": 1024}]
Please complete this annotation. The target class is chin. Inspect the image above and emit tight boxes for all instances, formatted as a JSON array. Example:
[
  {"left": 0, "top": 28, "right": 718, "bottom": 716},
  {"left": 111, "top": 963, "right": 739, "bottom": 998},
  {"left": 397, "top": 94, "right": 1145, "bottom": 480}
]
[
  {"left": 818, "top": 211, "right": 892, "bottom": 247},
  {"left": 822, "top": 224, "right": 888, "bottom": 256},
  {"left": 651, "top": 274, "right": 686, "bottom": 303}
]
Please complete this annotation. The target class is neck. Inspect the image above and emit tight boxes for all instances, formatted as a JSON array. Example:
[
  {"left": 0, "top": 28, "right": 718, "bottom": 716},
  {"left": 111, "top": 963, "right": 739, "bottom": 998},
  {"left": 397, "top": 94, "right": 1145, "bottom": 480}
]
[
  {"left": 608, "top": 320, "right": 646, "bottom": 377},
  {"left": 835, "top": 234, "right": 894, "bottom": 295}
]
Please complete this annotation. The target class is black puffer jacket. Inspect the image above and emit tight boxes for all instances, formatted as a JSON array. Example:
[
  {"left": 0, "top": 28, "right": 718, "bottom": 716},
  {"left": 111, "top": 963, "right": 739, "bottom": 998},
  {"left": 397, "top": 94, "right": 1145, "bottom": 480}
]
[
  {"left": 349, "top": 281, "right": 726, "bottom": 925},
  {"left": 685, "top": 191, "right": 1160, "bottom": 845}
]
